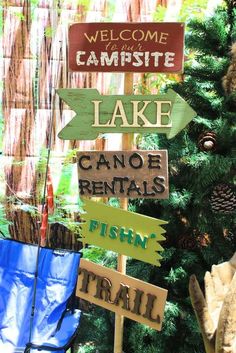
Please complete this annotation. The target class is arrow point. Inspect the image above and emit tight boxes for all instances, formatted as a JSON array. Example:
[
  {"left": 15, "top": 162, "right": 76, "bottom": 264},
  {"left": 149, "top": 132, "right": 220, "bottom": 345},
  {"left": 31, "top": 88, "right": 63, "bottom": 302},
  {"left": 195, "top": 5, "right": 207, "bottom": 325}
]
[
  {"left": 166, "top": 128, "right": 179, "bottom": 139},
  {"left": 168, "top": 90, "right": 197, "bottom": 138},
  {"left": 166, "top": 88, "right": 177, "bottom": 96}
]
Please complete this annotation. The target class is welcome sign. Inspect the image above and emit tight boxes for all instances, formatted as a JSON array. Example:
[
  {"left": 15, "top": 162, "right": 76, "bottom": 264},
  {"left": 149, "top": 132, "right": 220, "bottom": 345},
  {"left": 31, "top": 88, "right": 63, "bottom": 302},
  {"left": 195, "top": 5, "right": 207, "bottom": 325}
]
[
  {"left": 80, "top": 199, "right": 167, "bottom": 266},
  {"left": 69, "top": 22, "right": 184, "bottom": 72}
]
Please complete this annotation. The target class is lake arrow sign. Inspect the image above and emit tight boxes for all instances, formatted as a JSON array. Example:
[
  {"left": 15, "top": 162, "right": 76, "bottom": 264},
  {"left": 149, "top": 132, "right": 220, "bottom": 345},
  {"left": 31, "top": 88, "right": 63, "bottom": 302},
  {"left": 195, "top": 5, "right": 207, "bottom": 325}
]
[{"left": 57, "top": 88, "right": 196, "bottom": 140}]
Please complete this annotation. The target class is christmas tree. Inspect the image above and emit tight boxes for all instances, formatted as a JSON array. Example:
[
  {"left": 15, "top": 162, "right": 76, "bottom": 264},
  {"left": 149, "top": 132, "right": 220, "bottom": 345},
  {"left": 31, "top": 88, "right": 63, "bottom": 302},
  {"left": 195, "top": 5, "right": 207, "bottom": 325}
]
[
  {"left": 130, "top": 1, "right": 236, "bottom": 352},
  {"left": 76, "top": 2, "right": 236, "bottom": 352}
]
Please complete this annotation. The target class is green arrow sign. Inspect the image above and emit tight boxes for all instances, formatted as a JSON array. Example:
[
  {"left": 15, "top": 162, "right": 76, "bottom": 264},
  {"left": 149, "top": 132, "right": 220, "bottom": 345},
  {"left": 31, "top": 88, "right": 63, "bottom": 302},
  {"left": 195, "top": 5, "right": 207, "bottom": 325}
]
[
  {"left": 57, "top": 88, "right": 196, "bottom": 140},
  {"left": 80, "top": 199, "right": 167, "bottom": 266}
]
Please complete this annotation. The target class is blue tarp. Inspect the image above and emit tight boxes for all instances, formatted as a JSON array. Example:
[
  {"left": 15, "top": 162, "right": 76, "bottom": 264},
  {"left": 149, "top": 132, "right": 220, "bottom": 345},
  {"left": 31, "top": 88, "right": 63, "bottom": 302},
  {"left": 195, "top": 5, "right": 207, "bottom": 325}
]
[{"left": 0, "top": 238, "right": 82, "bottom": 353}]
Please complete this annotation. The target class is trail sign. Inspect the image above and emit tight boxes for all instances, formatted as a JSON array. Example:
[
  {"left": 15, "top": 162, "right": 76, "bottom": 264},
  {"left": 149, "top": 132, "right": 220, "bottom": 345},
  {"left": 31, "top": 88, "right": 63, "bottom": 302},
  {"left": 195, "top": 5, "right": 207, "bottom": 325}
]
[
  {"left": 57, "top": 89, "right": 196, "bottom": 140},
  {"left": 77, "top": 259, "right": 168, "bottom": 331},
  {"left": 80, "top": 199, "right": 167, "bottom": 266},
  {"left": 69, "top": 22, "right": 184, "bottom": 73},
  {"left": 77, "top": 150, "right": 169, "bottom": 198}
]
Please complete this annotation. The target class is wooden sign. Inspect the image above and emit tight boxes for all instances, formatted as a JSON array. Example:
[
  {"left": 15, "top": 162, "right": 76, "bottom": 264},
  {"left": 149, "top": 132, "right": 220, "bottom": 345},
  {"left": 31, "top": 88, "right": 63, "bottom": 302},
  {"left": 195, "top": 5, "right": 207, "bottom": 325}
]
[
  {"left": 80, "top": 199, "right": 167, "bottom": 266},
  {"left": 69, "top": 22, "right": 184, "bottom": 73},
  {"left": 57, "top": 89, "right": 197, "bottom": 140},
  {"left": 77, "top": 259, "right": 168, "bottom": 331},
  {"left": 77, "top": 150, "right": 168, "bottom": 199}
]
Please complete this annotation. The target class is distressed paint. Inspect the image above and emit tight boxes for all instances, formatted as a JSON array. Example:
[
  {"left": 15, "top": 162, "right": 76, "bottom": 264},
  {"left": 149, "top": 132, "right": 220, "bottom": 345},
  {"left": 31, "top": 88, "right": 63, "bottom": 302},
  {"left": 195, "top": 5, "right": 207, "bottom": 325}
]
[
  {"left": 80, "top": 199, "right": 167, "bottom": 266},
  {"left": 77, "top": 150, "right": 169, "bottom": 198},
  {"left": 57, "top": 88, "right": 196, "bottom": 140},
  {"left": 77, "top": 258, "right": 168, "bottom": 330},
  {"left": 69, "top": 22, "right": 184, "bottom": 73}
]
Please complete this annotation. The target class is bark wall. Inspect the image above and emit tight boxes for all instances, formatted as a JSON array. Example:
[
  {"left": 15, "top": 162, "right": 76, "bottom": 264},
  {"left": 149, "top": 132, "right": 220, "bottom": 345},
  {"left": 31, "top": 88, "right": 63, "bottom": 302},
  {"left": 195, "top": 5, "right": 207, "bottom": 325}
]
[{"left": 2, "top": 0, "right": 172, "bottom": 248}]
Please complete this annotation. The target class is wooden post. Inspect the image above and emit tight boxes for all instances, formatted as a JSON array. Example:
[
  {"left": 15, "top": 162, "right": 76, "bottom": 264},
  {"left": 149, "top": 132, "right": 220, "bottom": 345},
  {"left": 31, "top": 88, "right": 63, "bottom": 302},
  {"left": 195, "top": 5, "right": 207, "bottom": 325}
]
[{"left": 113, "top": 72, "right": 134, "bottom": 353}]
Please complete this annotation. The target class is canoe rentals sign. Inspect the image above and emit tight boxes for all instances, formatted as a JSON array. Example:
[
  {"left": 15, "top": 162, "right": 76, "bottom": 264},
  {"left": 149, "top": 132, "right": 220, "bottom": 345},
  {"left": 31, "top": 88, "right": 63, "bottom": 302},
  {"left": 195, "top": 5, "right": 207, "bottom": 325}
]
[
  {"left": 80, "top": 199, "right": 166, "bottom": 266},
  {"left": 57, "top": 89, "right": 196, "bottom": 140},
  {"left": 77, "top": 259, "right": 168, "bottom": 331},
  {"left": 69, "top": 22, "right": 184, "bottom": 73},
  {"left": 77, "top": 150, "right": 168, "bottom": 199}
]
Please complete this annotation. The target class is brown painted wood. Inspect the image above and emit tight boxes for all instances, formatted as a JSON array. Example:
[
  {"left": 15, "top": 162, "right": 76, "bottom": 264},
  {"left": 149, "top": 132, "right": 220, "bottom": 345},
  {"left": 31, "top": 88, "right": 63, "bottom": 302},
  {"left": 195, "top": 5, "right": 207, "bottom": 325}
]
[
  {"left": 69, "top": 22, "right": 184, "bottom": 73},
  {"left": 77, "top": 150, "right": 169, "bottom": 198},
  {"left": 77, "top": 259, "right": 168, "bottom": 331}
]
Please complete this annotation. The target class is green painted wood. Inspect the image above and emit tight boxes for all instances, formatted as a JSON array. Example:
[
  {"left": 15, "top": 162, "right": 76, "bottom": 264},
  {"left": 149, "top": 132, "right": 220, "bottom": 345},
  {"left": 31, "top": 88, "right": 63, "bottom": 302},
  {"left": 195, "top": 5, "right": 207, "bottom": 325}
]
[
  {"left": 80, "top": 199, "right": 167, "bottom": 266},
  {"left": 57, "top": 88, "right": 196, "bottom": 140}
]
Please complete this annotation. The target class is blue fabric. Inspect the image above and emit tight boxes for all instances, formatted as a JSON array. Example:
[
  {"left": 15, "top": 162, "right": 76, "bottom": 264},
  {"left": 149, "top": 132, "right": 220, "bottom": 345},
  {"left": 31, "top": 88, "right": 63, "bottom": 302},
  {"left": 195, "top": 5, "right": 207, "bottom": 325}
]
[{"left": 0, "top": 239, "right": 82, "bottom": 353}]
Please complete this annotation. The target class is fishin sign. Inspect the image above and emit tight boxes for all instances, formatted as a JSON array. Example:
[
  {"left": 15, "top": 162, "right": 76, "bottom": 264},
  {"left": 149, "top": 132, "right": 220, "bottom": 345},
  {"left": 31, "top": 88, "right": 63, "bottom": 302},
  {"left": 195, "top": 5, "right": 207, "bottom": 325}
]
[{"left": 80, "top": 199, "right": 167, "bottom": 266}]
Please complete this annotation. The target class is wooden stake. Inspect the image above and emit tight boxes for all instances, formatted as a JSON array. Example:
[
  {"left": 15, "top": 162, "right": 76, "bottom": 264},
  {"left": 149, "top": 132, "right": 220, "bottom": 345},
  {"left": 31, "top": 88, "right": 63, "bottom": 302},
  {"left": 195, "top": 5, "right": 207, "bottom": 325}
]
[{"left": 113, "top": 72, "right": 134, "bottom": 353}]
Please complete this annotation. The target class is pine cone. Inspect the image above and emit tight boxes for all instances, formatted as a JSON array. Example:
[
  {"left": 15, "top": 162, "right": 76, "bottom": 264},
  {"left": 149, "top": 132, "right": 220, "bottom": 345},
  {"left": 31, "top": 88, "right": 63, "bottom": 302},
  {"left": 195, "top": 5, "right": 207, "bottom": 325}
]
[
  {"left": 196, "top": 233, "right": 211, "bottom": 247},
  {"left": 223, "top": 228, "right": 235, "bottom": 242},
  {"left": 178, "top": 234, "right": 196, "bottom": 249},
  {"left": 210, "top": 184, "right": 236, "bottom": 214},
  {"left": 198, "top": 131, "right": 217, "bottom": 152},
  {"left": 222, "top": 42, "right": 236, "bottom": 96},
  {"left": 226, "top": 0, "right": 236, "bottom": 11}
]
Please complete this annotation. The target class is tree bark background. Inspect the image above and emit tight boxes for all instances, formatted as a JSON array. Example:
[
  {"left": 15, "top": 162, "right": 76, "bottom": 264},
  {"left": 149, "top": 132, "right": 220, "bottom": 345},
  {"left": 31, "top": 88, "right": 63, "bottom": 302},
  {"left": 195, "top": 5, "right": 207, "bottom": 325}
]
[{"left": 2, "top": 0, "right": 180, "bottom": 248}]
